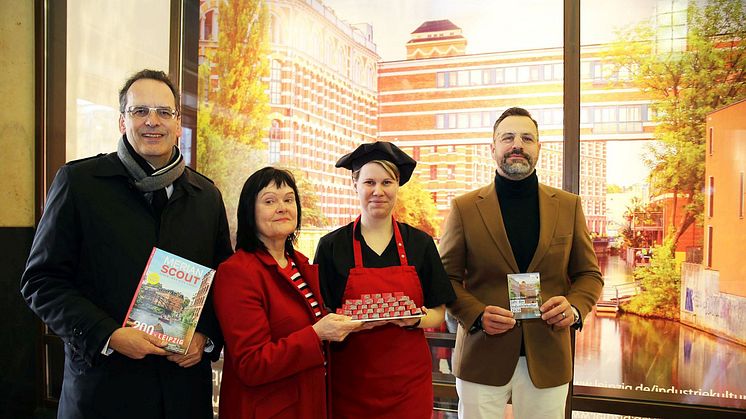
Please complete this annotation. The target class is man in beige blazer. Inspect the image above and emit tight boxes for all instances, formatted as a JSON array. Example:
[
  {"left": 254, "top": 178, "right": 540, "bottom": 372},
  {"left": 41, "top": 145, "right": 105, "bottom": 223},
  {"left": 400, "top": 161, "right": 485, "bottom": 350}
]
[{"left": 440, "top": 107, "right": 603, "bottom": 419}]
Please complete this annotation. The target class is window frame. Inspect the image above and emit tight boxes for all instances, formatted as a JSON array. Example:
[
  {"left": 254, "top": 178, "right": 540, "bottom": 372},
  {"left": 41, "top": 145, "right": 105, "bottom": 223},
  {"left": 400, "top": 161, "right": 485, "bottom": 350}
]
[
  {"left": 34, "top": 0, "right": 187, "bottom": 406},
  {"left": 36, "top": 1, "right": 742, "bottom": 417}
]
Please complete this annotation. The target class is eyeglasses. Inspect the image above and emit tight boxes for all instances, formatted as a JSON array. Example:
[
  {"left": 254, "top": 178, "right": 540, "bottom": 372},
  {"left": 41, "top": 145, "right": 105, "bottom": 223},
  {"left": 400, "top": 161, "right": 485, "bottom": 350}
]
[{"left": 125, "top": 106, "right": 179, "bottom": 120}]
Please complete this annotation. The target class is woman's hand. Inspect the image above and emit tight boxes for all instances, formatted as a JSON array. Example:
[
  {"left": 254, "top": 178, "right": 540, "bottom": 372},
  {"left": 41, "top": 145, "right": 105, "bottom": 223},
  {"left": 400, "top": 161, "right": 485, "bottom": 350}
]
[
  {"left": 389, "top": 306, "right": 428, "bottom": 328},
  {"left": 357, "top": 319, "right": 389, "bottom": 330},
  {"left": 312, "top": 313, "right": 363, "bottom": 342}
]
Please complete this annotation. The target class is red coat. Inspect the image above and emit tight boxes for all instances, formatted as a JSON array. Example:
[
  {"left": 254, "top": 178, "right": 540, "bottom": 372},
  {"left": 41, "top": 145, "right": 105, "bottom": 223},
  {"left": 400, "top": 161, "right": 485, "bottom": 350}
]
[{"left": 214, "top": 249, "right": 328, "bottom": 419}]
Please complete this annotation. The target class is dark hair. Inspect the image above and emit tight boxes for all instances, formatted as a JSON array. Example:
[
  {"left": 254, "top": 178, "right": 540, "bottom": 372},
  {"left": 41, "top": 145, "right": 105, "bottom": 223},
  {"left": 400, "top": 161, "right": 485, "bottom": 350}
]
[
  {"left": 235, "top": 167, "right": 302, "bottom": 254},
  {"left": 118, "top": 69, "right": 180, "bottom": 113},
  {"left": 492, "top": 107, "right": 539, "bottom": 136}
]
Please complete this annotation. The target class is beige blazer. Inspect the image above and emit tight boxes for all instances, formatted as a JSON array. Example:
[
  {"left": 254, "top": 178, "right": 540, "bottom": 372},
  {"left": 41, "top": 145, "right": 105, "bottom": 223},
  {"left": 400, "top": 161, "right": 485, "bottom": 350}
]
[{"left": 440, "top": 181, "right": 603, "bottom": 388}]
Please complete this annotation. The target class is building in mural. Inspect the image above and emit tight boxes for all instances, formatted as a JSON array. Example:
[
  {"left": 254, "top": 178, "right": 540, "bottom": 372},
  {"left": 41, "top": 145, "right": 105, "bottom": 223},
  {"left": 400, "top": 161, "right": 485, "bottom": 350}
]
[
  {"left": 199, "top": 0, "right": 379, "bottom": 228},
  {"left": 704, "top": 99, "right": 746, "bottom": 296},
  {"left": 680, "top": 99, "right": 746, "bottom": 347},
  {"left": 406, "top": 19, "right": 467, "bottom": 60},
  {"left": 199, "top": 2, "right": 660, "bottom": 237},
  {"left": 378, "top": 19, "right": 656, "bottom": 234},
  {"left": 652, "top": 193, "right": 703, "bottom": 256},
  {"left": 680, "top": 100, "right": 746, "bottom": 345}
]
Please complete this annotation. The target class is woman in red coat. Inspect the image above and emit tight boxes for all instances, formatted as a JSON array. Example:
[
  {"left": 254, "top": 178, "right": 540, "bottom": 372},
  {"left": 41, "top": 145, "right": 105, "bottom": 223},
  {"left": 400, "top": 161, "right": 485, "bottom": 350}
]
[{"left": 214, "top": 167, "right": 360, "bottom": 419}]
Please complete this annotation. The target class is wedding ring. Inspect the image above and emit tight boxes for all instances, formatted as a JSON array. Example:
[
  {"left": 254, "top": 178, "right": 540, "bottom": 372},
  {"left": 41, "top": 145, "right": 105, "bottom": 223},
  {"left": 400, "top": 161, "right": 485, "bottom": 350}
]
[{"left": 561, "top": 312, "right": 567, "bottom": 319}]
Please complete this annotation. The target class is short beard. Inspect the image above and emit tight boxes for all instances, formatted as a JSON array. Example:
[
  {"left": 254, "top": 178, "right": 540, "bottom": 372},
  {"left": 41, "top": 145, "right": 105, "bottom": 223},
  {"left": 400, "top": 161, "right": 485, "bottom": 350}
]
[{"left": 499, "top": 151, "right": 534, "bottom": 180}]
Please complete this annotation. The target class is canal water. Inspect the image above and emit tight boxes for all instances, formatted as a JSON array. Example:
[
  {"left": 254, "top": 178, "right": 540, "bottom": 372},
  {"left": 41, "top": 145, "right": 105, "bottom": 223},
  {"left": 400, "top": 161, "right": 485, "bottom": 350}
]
[
  {"left": 574, "top": 255, "right": 746, "bottom": 410},
  {"left": 130, "top": 306, "right": 188, "bottom": 340}
]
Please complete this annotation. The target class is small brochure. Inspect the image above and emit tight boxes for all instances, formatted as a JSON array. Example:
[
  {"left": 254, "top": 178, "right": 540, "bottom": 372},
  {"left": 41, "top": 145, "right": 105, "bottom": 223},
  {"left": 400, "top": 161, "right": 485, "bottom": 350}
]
[
  {"left": 507, "top": 272, "right": 542, "bottom": 319},
  {"left": 123, "top": 247, "right": 216, "bottom": 354}
]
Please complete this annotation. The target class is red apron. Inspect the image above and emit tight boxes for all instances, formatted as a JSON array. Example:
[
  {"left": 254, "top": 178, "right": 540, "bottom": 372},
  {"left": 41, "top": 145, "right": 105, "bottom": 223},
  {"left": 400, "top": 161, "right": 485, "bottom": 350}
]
[{"left": 330, "top": 217, "right": 432, "bottom": 419}]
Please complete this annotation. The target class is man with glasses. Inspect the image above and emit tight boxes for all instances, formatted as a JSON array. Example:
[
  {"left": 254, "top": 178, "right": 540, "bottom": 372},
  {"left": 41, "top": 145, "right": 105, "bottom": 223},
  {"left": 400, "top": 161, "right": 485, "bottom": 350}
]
[
  {"left": 21, "top": 69, "right": 232, "bottom": 419},
  {"left": 440, "top": 107, "right": 603, "bottom": 418}
]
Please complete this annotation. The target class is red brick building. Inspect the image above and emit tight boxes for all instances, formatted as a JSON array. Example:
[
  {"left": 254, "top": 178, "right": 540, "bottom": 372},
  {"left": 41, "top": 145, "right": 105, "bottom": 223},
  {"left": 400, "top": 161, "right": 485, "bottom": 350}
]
[
  {"left": 406, "top": 20, "right": 467, "bottom": 60},
  {"left": 378, "top": 20, "right": 656, "bottom": 234},
  {"left": 199, "top": 0, "right": 379, "bottom": 227},
  {"left": 650, "top": 193, "right": 703, "bottom": 256},
  {"left": 201, "top": 3, "right": 659, "bottom": 235}
]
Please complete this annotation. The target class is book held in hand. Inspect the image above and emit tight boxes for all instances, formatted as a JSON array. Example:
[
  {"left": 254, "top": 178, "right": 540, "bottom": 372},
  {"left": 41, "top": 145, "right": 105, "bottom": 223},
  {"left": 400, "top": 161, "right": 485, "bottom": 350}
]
[
  {"left": 123, "top": 247, "right": 215, "bottom": 354},
  {"left": 507, "top": 272, "right": 542, "bottom": 319}
]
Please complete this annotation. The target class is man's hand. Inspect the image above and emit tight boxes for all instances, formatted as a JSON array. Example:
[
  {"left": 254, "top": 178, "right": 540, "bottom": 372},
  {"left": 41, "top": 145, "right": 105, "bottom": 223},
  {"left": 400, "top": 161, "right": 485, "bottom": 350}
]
[
  {"left": 166, "top": 332, "right": 206, "bottom": 368},
  {"left": 481, "top": 305, "right": 516, "bottom": 335},
  {"left": 540, "top": 296, "right": 574, "bottom": 328},
  {"left": 109, "top": 327, "right": 170, "bottom": 359}
]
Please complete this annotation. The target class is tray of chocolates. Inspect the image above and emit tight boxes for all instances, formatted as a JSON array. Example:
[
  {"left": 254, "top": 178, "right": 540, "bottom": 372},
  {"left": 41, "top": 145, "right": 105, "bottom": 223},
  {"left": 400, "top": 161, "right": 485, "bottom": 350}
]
[{"left": 336, "top": 292, "right": 424, "bottom": 322}]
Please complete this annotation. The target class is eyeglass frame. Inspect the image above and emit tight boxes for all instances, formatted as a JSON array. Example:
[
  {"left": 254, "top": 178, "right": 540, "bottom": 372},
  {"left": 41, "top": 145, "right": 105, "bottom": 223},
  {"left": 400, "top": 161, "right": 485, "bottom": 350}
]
[{"left": 123, "top": 105, "right": 180, "bottom": 120}]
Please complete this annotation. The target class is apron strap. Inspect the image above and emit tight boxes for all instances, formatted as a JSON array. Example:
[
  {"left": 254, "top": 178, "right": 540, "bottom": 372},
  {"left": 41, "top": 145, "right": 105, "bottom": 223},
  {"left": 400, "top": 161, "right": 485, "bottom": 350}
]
[
  {"left": 352, "top": 216, "right": 409, "bottom": 268},
  {"left": 392, "top": 217, "right": 408, "bottom": 266},
  {"left": 352, "top": 216, "right": 364, "bottom": 268}
]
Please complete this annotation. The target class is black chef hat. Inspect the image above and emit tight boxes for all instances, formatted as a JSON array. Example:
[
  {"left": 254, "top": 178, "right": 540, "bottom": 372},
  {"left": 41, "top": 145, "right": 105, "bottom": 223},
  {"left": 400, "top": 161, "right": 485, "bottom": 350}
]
[{"left": 335, "top": 141, "right": 417, "bottom": 185}]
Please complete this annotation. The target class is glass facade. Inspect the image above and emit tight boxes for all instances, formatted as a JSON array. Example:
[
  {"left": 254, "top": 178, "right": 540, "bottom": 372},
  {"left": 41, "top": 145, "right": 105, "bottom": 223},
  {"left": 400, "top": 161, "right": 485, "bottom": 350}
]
[
  {"left": 575, "top": 0, "right": 746, "bottom": 412},
  {"left": 65, "top": 0, "right": 170, "bottom": 161},
  {"left": 36, "top": 0, "right": 746, "bottom": 416}
]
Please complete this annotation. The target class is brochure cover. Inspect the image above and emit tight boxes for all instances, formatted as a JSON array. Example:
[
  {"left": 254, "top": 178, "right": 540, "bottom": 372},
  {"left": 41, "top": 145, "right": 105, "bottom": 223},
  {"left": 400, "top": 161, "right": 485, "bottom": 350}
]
[
  {"left": 507, "top": 272, "right": 542, "bottom": 319},
  {"left": 123, "top": 247, "right": 216, "bottom": 354}
]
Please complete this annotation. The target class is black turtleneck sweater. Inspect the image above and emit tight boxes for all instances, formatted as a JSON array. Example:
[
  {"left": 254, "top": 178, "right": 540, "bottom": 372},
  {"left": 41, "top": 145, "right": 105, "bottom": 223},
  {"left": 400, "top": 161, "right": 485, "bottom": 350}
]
[
  {"left": 495, "top": 171, "right": 540, "bottom": 356},
  {"left": 494, "top": 170, "right": 540, "bottom": 273}
]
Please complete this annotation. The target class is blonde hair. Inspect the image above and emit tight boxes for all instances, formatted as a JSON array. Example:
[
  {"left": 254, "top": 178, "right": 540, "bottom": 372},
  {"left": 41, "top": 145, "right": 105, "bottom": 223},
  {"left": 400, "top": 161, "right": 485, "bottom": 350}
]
[{"left": 351, "top": 160, "right": 400, "bottom": 183}]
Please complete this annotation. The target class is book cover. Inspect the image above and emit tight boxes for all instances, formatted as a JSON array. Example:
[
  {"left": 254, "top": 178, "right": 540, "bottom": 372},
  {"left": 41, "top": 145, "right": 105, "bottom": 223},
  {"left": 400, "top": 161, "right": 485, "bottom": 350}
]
[
  {"left": 507, "top": 272, "right": 542, "bottom": 319},
  {"left": 123, "top": 247, "right": 216, "bottom": 354}
]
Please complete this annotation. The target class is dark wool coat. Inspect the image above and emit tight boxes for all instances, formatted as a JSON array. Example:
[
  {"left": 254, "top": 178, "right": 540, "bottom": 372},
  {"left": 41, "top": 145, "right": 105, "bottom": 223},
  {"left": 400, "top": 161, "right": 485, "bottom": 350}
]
[{"left": 21, "top": 152, "right": 233, "bottom": 419}]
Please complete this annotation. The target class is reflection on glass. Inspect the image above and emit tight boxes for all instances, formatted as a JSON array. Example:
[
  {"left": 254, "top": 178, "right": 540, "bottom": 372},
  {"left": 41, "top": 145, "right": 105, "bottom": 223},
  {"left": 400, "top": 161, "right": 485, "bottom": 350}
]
[
  {"left": 199, "top": 0, "right": 563, "bottom": 238},
  {"left": 577, "top": 0, "right": 746, "bottom": 411},
  {"left": 196, "top": 0, "right": 746, "bottom": 414},
  {"left": 575, "top": 303, "right": 746, "bottom": 409},
  {"left": 66, "top": 0, "right": 170, "bottom": 161}
]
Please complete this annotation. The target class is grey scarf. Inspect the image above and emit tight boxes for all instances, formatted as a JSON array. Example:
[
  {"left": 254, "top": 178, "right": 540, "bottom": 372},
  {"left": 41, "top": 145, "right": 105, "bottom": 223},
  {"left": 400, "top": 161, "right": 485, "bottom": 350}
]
[{"left": 116, "top": 135, "right": 185, "bottom": 192}]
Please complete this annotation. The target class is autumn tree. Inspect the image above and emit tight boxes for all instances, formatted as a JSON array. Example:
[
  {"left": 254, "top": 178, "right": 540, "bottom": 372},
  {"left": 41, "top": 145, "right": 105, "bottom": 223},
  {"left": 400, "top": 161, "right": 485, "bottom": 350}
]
[
  {"left": 623, "top": 238, "right": 681, "bottom": 319},
  {"left": 620, "top": 197, "right": 662, "bottom": 249},
  {"left": 286, "top": 167, "right": 328, "bottom": 228},
  {"left": 393, "top": 175, "right": 441, "bottom": 237},
  {"left": 197, "top": 0, "right": 270, "bottom": 235},
  {"left": 605, "top": 0, "right": 746, "bottom": 251}
]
